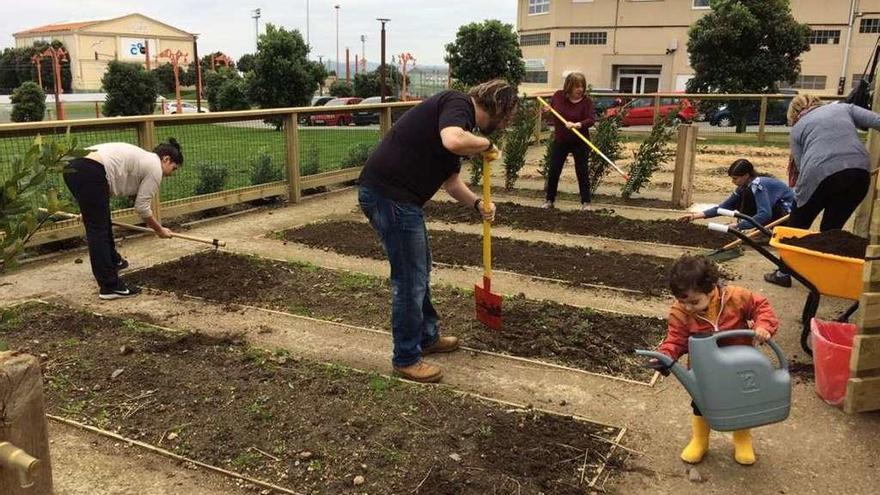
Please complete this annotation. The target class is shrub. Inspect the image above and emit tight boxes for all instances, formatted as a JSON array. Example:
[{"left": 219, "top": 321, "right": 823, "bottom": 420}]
[
  {"left": 102, "top": 61, "right": 158, "bottom": 116},
  {"left": 501, "top": 98, "right": 535, "bottom": 190},
  {"left": 250, "top": 152, "right": 282, "bottom": 185},
  {"left": 301, "top": 141, "right": 320, "bottom": 176},
  {"left": 621, "top": 114, "right": 678, "bottom": 198},
  {"left": 216, "top": 78, "right": 251, "bottom": 111},
  {"left": 339, "top": 142, "right": 377, "bottom": 169},
  {"left": 10, "top": 81, "right": 45, "bottom": 122},
  {"left": 590, "top": 110, "right": 625, "bottom": 193},
  {"left": 194, "top": 163, "right": 229, "bottom": 195},
  {"left": 537, "top": 131, "right": 553, "bottom": 181},
  {"left": 329, "top": 80, "right": 353, "bottom": 97}
]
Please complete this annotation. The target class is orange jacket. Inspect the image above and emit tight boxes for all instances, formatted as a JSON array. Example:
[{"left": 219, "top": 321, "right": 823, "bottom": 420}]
[{"left": 658, "top": 284, "right": 779, "bottom": 361}]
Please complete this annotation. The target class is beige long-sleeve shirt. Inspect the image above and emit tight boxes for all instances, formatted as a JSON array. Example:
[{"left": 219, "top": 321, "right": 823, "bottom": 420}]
[{"left": 87, "top": 143, "right": 162, "bottom": 219}]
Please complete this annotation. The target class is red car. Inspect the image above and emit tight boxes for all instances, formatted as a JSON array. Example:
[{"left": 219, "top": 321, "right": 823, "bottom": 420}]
[
  {"left": 604, "top": 96, "right": 696, "bottom": 126},
  {"left": 309, "top": 97, "right": 363, "bottom": 126}
]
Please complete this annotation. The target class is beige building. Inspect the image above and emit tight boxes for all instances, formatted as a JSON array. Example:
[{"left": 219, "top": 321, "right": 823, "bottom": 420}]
[
  {"left": 14, "top": 13, "right": 195, "bottom": 91},
  {"left": 517, "top": 0, "right": 880, "bottom": 96}
]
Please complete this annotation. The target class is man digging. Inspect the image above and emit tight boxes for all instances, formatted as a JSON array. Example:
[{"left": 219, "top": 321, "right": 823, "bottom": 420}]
[{"left": 358, "top": 79, "right": 518, "bottom": 383}]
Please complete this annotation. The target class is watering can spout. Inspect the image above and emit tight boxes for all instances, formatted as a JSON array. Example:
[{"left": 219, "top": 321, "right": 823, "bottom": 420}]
[{"left": 634, "top": 349, "right": 703, "bottom": 409}]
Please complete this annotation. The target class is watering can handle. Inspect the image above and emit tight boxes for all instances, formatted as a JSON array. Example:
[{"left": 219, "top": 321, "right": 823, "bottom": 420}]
[
  {"left": 634, "top": 349, "right": 677, "bottom": 375},
  {"left": 707, "top": 330, "right": 789, "bottom": 371}
]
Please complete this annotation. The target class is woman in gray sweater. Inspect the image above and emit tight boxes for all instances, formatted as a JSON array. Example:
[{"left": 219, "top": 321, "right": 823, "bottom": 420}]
[{"left": 765, "top": 95, "right": 880, "bottom": 287}]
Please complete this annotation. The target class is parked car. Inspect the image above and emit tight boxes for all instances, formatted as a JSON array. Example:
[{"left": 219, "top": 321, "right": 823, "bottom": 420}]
[
  {"left": 352, "top": 96, "right": 402, "bottom": 126},
  {"left": 300, "top": 96, "right": 335, "bottom": 125},
  {"left": 162, "top": 101, "right": 208, "bottom": 114},
  {"left": 604, "top": 96, "right": 696, "bottom": 126},
  {"left": 709, "top": 97, "right": 793, "bottom": 127},
  {"left": 589, "top": 88, "right": 622, "bottom": 117},
  {"left": 309, "top": 97, "right": 363, "bottom": 126}
]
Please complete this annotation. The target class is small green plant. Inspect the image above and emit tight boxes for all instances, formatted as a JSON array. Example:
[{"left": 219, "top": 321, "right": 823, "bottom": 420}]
[
  {"left": 307, "top": 459, "right": 324, "bottom": 472},
  {"left": 194, "top": 163, "right": 229, "bottom": 195},
  {"left": 338, "top": 271, "right": 378, "bottom": 290},
  {"left": 590, "top": 110, "right": 625, "bottom": 193},
  {"left": 501, "top": 98, "right": 535, "bottom": 190},
  {"left": 247, "top": 395, "right": 273, "bottom": 420},
  {"left": 478, "top": 424, "right": 493, "bottom": 438},
  {"left": 10, "top": 81, "right": 46, "bottom": 122},
  {"left": 301, "top": 141, "right": 321, "bottom": 176},
  {"left": 339, "top": 142, "right": 377, "bottom": 169},
  {"left": 231, "top": 451, "right": 261, "bottom": 468},
  {"left": 621, "top": 113, "right": 678, "bottom": 198},
  {"left": 250, "top": 152, "right": 282, "bottom": 185},
  {"left": 368, "top": 375, "right": 395, "bottom": 396},
  {"left": 537, "top": 131, "right": 553, "bottom": 181}
]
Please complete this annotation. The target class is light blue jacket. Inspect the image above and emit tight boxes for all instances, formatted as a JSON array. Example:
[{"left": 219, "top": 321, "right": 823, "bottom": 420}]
[{"left": 703, "top": 176, "right": 795, "bottom": 229}]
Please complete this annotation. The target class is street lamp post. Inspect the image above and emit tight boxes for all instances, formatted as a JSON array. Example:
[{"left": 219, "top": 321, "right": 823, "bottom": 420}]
[
  {"left": 334, "top": 5, "right": 340, "bottom": 78},
  {"left": 252, "top": 8, "right": 261, "bottom": 51},
  {"left": 360, "top": 35, "right": 366, "bottom": 73},
  {"left": 306, "top": 0, "right": 310, "bottom": 48},
  {"left": 377, "top": 18, "right": 390, "bottom": 102}
]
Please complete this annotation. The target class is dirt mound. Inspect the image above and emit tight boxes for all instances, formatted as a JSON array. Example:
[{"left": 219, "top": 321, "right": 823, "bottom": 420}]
[{"left": 781, "top": 230, "right": 868, "bottom": 259}]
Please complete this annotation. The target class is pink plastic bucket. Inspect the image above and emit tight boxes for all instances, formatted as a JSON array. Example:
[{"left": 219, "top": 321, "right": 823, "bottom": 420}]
[{"left": 810, "top": 318, "right": 857, "bottom": 406}]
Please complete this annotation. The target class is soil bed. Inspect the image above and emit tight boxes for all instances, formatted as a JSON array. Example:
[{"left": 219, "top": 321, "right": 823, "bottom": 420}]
[
  {"left": 1, "top": 302, "right": 624, "bottom": 494},
  {"left": 479, "top": 186, "right": 676, "bottom": 210},
  {"left": 424, "top": 201, "right": 723, "bottom": 248},
  {"left": 781, "top": 230, "right": 868, "bottom": 259},
  {"left": 280, "top": 220, "right": 675, "bottom": 294},
  {"left": 127, "top": 251, "right": 667, "bottom": 381}
]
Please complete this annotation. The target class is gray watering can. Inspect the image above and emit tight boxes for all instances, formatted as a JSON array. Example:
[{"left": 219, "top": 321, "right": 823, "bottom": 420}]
[{"left": 636, "top": 330, "right": 791, "bottom": 431}]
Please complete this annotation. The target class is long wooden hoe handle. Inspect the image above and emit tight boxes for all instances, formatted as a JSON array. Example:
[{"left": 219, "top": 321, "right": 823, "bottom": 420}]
[
  {"left": 535, "top": 96, "right": 630, "bottom": 181},
  {"left": 42, "top": 209, "right": 226, "bottom": 247},
  {"left": 718, "top": 214, "right": 790, "bottom": 250}
]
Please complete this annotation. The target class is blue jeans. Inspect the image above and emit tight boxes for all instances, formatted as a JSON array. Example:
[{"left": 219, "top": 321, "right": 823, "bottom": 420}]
[{"left": 358, "top": 186, "right": 439, "bottom": 367}]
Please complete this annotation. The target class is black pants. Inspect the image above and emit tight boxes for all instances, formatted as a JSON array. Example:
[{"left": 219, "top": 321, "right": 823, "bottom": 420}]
[
  {"left": 546, "top": 141, "right": 591, "bottom": 204},
  {"left": 63, "top": 158, "right": 122, "bottom": 292},
  {"left": 788, "top": 168, "right": 870, "bottom": 231}
]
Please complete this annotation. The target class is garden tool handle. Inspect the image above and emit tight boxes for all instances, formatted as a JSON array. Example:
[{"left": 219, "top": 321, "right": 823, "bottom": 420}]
[
  {"left": 717, "top": 214, "right": 790, "bottom": 251},
  {"left": 535, "top": 96, "right": 630, "bottom": 181},
  {"left": 715, "top": 209, "right": 774, "bottom": 236},
  {"left": 43, "top": 209, "right": 226, "bottom": 247},
  {"left": 708, "top": 330, "right": 789, "bottom": 371},
  {"left": 482, "top": 154, "right": 492, "bottom": 282}
]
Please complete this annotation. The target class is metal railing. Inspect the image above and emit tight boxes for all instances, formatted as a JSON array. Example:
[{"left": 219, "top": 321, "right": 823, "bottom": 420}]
[{"left": 0, "top": 100, "right": 418, "bottom": 247}]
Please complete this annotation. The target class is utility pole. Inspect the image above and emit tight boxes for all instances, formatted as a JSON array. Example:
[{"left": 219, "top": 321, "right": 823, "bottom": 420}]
[
  {"left": 306, "top": 0, "right": 310, "bottom": 48},
  {"left": 377, "top": 18, "right": 389, "bottom": 102},
  {"left": 158, "top": 49, "right": 188, "bottom": 114},
  {"left": 40, "top": 46, "right": 67, "bottom": 120},
  {"left": 193, "top": 36, "right": 202, "bottom": 112},
  {"left": 252, "top": 8, "right": 261, "bottom": 51},
  {"left": 360, "top": 35, "right": 366, "bottom": 72},
  {"left": 334, "top": 4, "right": 341, "bottom": 77},
  {"left": 318, "top": 55, "right": 324, "bottom": 95},
  {"left": 345, "top": 48, "right": 350, "bottom": 82}
]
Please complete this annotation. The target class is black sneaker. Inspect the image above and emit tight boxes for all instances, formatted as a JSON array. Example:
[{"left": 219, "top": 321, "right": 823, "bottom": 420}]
[
  {"left": 763, "top": 270, "right": 792, "bottom": 288},
  {"left": 116, "top": 259, "right": 129, "bottom": 271},
  {"left": 99, "top": 284, "right": 142, "bottom": 300}
]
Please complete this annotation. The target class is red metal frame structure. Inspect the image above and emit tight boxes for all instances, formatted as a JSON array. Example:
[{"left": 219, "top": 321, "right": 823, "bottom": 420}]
[
  {"left": 39, "top": 46, "right": 68, "bottom": 120},
  {"left": 30, "top": 54, "right": 43, "bottom": 89},
  {"left": 158, "top": 49, "right": 189, "bottom": 114},
  {"left": 398, "top": 52, "right": 415, "bottom": 101},
  {"left": 211, "top": 53, "right": 233, "bottom": 71}
]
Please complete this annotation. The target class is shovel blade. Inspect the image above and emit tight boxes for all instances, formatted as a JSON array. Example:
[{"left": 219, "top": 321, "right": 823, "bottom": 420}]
[
  {"left": 706, "top": 246, "right": 744, "bottom": 263},
  {"left": 475, "top": 282, "right": 502, "bottom": 331}
]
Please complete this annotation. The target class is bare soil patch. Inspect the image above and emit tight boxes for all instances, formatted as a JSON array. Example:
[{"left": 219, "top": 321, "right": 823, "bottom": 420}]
[
  {"left": 481, "top": 186, "right": 675, "bottom": 210},
  {"left": 280, "top": 221, "right": 675, "bottom": 295},
  {"left": 2, "top": 302, "right": 625, "bottom": 494},
  {"left": 424, "top": 201, "right": 723, "bottom": 249},
  {"left": 126, "top": 251, "right": 667, "bottom": 381}
]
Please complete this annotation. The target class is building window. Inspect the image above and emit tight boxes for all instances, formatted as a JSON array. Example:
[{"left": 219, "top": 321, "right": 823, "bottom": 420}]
[
  {"left": 783, "top": 75, "right": 827, "bottom": 90},
  {"left": 809, "top": 29, "right": 841, "bottom": 45},
  {"left": 520, "top": 33, "right": 551, "bottom": 46},
  {"left": 692, "top": 0, "right": 711, "bottom": 8},
  {"left": 860, "top": 18, "right": 880, "bottom": 33},
  {"left": 529, "top": 0, "right": 550, "bottom": 15},
  {"left": 524, "top": 71, "right": 549, "bottom": 83},
  {"left": 570, "top": 31, "right": 607, "bottom": 45}
]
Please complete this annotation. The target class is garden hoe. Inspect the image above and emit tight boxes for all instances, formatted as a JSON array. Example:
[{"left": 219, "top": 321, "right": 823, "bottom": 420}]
[
  {"left": 475, "top": 154, "right": 502, "bottom": 331},
  {"left": 706, "top": 214, "right": 789, "bottom": 262},
  {"left": 41, "top": 209, "right": 226, "bottom": 248},
  {"left": 536, "top": 96, "right": 630, "bottom": 181}
]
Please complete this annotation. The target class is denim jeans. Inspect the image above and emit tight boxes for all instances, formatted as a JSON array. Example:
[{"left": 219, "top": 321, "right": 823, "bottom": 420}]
[{"left": 358, "top": 185, "right": 439, "bottom": 367}]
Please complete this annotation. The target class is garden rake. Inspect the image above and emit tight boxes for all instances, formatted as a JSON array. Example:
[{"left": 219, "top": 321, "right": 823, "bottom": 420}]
[
  {"left": 536, "top": 96, "right": 630, "bottom": 181},
  {"left": 475, "top": 152, "right": 502, "bottom": 331}
]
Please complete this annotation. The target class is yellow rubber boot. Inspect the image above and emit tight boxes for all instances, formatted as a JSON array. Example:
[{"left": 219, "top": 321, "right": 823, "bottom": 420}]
[
  {"left": 733, "top": 429, "right": 756, "bottom": 465},
  {"left": 680, "top": 415, "right": 710, "bottom": 464}
]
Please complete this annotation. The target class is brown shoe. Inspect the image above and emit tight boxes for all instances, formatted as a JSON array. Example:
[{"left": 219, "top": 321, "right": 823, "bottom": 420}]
[
  {"left": 422, "top": 336, "right": 460, "bottom": 355},
  {"left": 393, "top": 360, "right": 443, "bottom": 383}
]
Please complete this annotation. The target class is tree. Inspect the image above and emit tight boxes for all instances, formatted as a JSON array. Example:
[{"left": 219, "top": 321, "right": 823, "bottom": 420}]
[
  {"left": 204, "top": 67, "right": 241, "bottom": 111},
  {"left": 352, "top": 68, "right": 410, "bottom": 98},
  {"left": 237, "top": 53, "right": 257, "bottom": 73},
  {"left": 248, "top": 24, "right": 323, "bottom": 127},
  {"left": 687, "top": 0, "right": 810, "bottom": 132},
  {"left": 102, "top": 61, "right": 158, "bottom": 116},
  {"left": 152, "top": 63, "right": 177, "bottom": 94},
  {"left": 329, "top": 80, "right": 353, "bottom": 97},
  {"left": 0, "top": 40, "right": 72, "bottom": 94},
  {"left": 10, "top": 81, "right": 45, "bottom": 122},
  {"left": 445, "top": 20, "right": 525, "bottom": 88},
  {"left": 502, "top": 98, "right": 535, "bottom": 189},
  {"left": 216, "top": 78, "right": 251, "bottom": 111}
]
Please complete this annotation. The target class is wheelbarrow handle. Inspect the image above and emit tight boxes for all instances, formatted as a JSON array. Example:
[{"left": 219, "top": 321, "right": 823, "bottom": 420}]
[{"left": 715, "top": 209, "right": 773, "bottom": 237}]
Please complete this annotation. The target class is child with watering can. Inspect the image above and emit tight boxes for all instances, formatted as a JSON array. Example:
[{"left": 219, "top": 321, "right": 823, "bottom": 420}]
[{"left": 652, "top": 255, "right": 780, "bottom": 465}]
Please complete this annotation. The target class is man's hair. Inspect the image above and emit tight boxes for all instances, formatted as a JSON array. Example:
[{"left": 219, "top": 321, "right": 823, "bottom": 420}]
[
  {"left": 154, "top": 137, "right": 183, "bottom": 166},
  {"left": 468, "top": 79, "right": 519, "bottom": 124},
  {"left": 563, "top": 72, "right": 587, "bottom": 99},
  {"left": 669, "top": 255, "right": 720, "bottom": 298}
]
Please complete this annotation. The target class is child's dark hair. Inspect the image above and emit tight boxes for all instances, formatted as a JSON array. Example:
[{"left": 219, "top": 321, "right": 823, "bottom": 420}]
[
  {"left": 669, "top": 255, "right": 720, "bottom": 298},
  {"left": 727, "top": 158, "right": 756, "bottom": 178},
  {"left": 154, "top": 137, "right": 183, "bottom": 166}
]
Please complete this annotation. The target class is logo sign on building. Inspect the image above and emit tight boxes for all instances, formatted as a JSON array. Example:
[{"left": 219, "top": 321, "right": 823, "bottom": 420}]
[{"left": 119, "top": 38, "right": 157, "bottom": 60}]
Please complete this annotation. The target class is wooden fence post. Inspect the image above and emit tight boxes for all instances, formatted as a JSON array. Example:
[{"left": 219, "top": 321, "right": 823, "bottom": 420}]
[
  {"left": 757, "top": 96, "right": 768, "bottom": 145},
  {"left": 671, "top": 124, "right": 698, "bottom": 209},
  {"left": 652, "top": 95, "right": 661, "bottom": 125},
  {"left": 0, "top": 352, "right": 53, "bottom": 494},
  {"left": 853, "top": 77, "right": 880, "bottom": 237},
  {"left": 284, "top": 113, "right": 301, "bottom": 203},
  {"left": 136, "top": 120, "right": 161, "bottom": 222},
  {"left": 379, "top": 107, "right": 392, "bottom": 137}
]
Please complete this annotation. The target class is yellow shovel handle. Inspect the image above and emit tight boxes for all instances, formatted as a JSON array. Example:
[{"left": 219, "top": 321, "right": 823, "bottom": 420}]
[{"left": 482, "top": 156, "right": 492, "bottom": 280}]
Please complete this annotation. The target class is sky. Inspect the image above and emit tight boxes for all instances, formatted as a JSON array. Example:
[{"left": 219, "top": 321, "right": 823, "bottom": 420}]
[{"left": 2, "top": 0, "right": 517, "bottom": 67}]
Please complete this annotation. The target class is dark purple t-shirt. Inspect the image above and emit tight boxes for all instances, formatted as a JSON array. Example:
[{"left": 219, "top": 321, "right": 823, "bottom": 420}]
[{"left": 359, "top": 90, "right": 475, "bottom": 205}]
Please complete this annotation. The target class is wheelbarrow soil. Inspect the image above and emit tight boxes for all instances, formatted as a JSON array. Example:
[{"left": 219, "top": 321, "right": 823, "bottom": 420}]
[
  {"left": 780, "top": 230, "right": 868, "bottom": 259},
  {"left": 126, "top": 251, "right": 667, "bottom": 381},
  {"left": 0, "top": 302, "right": 625, "bottom": 495}
]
